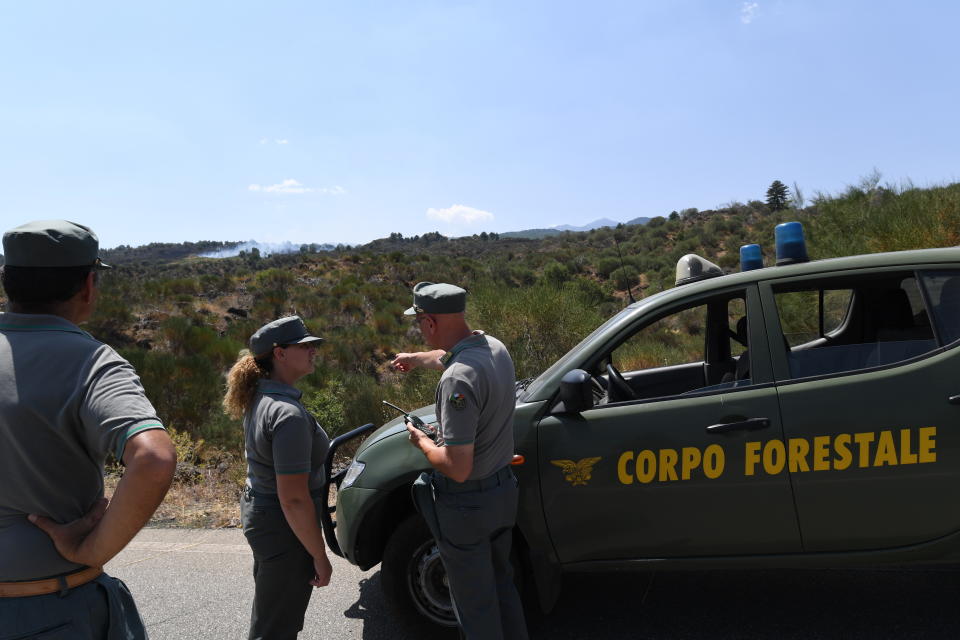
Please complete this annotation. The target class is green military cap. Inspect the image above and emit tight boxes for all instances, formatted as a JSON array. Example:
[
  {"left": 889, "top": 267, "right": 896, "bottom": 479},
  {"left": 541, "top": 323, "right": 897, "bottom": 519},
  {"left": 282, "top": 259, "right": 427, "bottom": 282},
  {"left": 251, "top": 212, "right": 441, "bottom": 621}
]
[
  {"left": 2, "top": 220, "right": 112, "bottom": 269},
  {"left": 403, "top": 282, "right": 467, "bottom": 315},
  {"left": 250, "top": 315, "right": 324, "bottom": 358}
]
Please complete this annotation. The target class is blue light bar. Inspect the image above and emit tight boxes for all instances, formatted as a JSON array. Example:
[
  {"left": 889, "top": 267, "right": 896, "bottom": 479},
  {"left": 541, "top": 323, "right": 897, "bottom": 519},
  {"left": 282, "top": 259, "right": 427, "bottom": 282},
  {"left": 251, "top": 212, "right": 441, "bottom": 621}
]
[
  {"left": 740, "top": 244, "right": 763, "bottom": 271},
  {"left": 775, "top": 222, "right": 809, "bottom": 265}
]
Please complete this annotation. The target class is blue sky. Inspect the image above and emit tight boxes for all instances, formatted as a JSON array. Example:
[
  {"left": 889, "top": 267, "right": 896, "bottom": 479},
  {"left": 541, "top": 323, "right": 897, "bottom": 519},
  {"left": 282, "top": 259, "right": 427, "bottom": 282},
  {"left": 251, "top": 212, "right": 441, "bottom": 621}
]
[{"left": 1, "top": 1, "right": 957, "bottom": 248}]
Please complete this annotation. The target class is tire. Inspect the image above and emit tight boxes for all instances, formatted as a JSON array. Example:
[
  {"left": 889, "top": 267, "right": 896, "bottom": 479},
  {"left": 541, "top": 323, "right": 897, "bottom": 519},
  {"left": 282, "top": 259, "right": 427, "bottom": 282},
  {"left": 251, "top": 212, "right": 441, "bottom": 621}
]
[{"left": 381, "top": 513, "right": 459, "bottom": 628}]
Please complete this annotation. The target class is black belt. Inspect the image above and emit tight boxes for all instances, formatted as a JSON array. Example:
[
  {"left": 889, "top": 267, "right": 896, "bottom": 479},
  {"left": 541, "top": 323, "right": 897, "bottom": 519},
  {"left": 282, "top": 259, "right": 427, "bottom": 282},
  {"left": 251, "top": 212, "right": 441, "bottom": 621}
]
[
  {"left": 433, "top": 466, "right": 513, "bottom": 494},
  {"left": 242, "top": 486, "right": 325, "bottom": 506}
]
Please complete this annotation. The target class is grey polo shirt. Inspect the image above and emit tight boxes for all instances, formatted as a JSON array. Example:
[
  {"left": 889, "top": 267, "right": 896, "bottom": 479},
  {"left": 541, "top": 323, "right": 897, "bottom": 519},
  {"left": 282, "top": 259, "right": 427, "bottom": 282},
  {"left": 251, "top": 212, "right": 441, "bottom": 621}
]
[
  {"left": 244, "top": 379, "right": 329, "bottom": 495},
  {"left": 435, "top": 331, "right": 516, "bottom": 481},
  {"left": 0, "top": 312, "right": 165, "bottom": 581}
]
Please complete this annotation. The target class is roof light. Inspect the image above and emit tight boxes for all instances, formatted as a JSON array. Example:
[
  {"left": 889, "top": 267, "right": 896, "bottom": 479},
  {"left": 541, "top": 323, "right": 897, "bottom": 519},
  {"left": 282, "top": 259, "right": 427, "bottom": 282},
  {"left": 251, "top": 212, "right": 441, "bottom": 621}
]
[
  {"left": 675, "top": 254, "right": 723, "bottom": 286},
  {"left": 740, "top": 244, "right": 763, "bottom": 272},
  {"left": 775, "top": 222, "right": 809, "bottom": 266}
]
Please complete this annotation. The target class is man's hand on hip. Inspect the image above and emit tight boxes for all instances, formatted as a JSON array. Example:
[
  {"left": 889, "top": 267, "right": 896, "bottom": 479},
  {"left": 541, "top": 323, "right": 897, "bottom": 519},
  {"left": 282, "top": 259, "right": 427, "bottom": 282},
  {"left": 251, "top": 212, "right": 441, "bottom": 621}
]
[
  {"left": 31, "top": 429, "right": 176, "bottom": 567},
  {"left": 29, "top": 497, "right": 109, "bottom": 566}
]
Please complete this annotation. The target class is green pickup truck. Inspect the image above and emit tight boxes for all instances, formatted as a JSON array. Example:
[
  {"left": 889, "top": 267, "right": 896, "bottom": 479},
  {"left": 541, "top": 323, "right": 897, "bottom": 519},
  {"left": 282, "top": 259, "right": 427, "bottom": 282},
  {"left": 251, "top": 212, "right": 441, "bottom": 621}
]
[{"left": 321, "top": 232, "right": 960, "bottom": 628}]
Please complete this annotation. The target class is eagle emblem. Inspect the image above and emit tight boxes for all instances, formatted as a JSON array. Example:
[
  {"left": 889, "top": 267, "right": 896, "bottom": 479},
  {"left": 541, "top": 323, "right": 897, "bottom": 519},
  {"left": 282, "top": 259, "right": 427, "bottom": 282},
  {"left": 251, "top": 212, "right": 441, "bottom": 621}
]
[{"left": 551, "top": 457, "right": 602, "bottom": 486}]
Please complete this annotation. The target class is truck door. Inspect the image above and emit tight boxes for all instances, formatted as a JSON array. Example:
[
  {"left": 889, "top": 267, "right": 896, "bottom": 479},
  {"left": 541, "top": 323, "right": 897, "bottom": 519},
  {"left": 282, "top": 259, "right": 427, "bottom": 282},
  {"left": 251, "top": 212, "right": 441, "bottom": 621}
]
[
  {"left": 538, "top": 286, "right": 802, "bottom": 563},
  {"left": 762, "top": 269, "right": 960, "bottom": 551}
]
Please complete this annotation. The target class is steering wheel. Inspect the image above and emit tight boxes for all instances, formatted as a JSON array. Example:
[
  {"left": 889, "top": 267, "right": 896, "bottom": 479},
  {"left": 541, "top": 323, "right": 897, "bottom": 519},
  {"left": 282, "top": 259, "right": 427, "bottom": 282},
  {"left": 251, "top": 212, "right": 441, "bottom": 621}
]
[{"left": 606, "top": 363, "right": 637, "bottom": 402}]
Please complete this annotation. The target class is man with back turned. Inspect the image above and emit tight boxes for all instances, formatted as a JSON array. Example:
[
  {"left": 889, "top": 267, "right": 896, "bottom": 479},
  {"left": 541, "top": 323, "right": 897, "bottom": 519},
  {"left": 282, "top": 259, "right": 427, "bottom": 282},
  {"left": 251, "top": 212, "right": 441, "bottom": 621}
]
[
  {"left": 393, "top": 281, "right": 528, "bottom": 640},
  {"left": 0, "top": 220, "right": 176, "bottom": 638}
]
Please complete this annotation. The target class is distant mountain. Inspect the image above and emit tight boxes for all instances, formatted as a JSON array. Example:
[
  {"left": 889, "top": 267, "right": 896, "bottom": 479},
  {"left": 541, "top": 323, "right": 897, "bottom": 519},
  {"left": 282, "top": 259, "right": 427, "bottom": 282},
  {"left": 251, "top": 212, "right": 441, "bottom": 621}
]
[
  {"left": 501, "top": 215, "right": 654, "bottom": 239},
  {"left": 553, "top": 218, "right": 621, "bottom": 232}
]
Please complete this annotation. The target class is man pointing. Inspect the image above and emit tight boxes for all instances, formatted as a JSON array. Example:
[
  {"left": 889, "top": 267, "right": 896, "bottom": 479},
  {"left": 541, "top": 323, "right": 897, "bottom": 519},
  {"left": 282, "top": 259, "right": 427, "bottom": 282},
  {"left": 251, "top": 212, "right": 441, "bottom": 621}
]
[{"left": 394, "top": 282, "right": 527, "bottom": 640}]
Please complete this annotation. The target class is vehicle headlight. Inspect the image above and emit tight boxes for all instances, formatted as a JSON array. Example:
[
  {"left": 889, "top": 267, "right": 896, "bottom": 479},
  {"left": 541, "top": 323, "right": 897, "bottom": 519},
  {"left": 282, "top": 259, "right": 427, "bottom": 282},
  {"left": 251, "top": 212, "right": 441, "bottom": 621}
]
[{"left": 340, "top": 461, "right": 365, "bottom": 489}]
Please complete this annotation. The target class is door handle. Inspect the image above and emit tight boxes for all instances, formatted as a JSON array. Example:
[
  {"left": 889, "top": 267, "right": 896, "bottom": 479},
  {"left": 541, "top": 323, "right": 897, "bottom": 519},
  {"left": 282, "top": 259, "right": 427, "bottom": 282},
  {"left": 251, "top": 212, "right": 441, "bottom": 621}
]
[
  {"left": 706, "top": 417, "right": 771, "bottom": 433},
  {"left": 950, "top": 395, "right": 960, "bottom": 405}
]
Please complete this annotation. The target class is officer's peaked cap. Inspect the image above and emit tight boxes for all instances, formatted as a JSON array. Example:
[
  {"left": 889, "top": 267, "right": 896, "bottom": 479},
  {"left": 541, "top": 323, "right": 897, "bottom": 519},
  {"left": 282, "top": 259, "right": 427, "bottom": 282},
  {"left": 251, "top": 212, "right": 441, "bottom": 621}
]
[
  {"left": 250, "top": 316, "right": 324, "bottom": 358},
  {"left": 3, "top": 220, "right": 111, "bottom": 269},
  {"left": 403, "top": 282, "right": 467, "bottom": 315}
]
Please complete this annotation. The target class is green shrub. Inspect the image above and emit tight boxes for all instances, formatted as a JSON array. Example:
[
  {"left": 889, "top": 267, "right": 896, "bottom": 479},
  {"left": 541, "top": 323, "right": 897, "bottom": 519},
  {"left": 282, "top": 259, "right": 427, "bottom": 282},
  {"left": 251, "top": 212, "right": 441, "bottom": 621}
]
[
  {"left": 610, "top": 266, "right": 639, "bottom": 291},
  {"left": 303, "top": 379, "right": 348, "bottom": 437},
  {"left": 541, "top": 261, "right": 570, "bottom": 288},
  {"left": 808, "top": 180, "right": 960, "bottom": 258},
  {"left": 471, "top": 281, "right": 605, "bottom": 378},
  {"left": 596, "top": 256, "right": 622, "bottom": 278}
]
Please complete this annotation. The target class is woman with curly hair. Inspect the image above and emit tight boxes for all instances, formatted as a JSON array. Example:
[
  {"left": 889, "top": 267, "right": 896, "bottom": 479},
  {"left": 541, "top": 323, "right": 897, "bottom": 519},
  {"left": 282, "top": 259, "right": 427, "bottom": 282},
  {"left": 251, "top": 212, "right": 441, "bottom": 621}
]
[{"left": 224, "top": 315, "right": 331, "bottom": 640}]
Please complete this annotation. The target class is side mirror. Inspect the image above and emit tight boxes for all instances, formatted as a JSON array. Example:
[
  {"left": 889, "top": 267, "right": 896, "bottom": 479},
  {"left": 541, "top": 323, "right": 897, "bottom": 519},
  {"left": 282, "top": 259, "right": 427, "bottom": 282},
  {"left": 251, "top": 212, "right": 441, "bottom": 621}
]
[{"left": 557, "top": 369, "right": 594, "bottom": 414}]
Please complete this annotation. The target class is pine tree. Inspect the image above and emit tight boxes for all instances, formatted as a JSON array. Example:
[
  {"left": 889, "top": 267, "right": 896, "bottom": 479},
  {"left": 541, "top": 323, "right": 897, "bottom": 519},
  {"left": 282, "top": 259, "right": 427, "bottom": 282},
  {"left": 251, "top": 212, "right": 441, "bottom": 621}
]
[{"left": 766, "top": 180, "right": 790, "bottom": 211}]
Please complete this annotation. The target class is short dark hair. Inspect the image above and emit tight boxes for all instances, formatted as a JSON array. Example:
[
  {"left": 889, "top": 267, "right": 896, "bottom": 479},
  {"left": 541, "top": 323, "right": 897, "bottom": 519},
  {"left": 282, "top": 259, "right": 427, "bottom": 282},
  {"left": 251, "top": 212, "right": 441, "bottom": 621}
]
[{"left": 1, "top": 265, "right": 96, "bottom": 311}]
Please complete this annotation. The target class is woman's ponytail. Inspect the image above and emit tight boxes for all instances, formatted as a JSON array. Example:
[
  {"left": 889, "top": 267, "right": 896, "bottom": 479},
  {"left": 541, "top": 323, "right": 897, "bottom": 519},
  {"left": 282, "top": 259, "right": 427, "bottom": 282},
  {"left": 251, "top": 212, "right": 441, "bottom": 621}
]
[{"left": 223, "top": 352, "right": 272, "bottom": 420}]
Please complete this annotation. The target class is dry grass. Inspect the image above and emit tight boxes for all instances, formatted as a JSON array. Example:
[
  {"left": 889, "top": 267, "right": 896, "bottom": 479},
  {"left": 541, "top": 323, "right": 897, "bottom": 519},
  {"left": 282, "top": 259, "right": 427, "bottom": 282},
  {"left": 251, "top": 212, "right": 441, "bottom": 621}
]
[
  {"left": 105, "top": 462, "right": 245, "bottom": 529},
  {"left": 105, "top": 445, "right": 361, "bottom": 529}
]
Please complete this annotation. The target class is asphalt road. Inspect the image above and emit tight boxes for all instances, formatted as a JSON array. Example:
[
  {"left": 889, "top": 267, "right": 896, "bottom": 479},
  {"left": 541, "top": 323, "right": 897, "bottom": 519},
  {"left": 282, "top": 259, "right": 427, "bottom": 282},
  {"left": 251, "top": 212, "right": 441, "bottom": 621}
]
[{"left": 107, "top": 528, "right": 960, "bottom": 639}]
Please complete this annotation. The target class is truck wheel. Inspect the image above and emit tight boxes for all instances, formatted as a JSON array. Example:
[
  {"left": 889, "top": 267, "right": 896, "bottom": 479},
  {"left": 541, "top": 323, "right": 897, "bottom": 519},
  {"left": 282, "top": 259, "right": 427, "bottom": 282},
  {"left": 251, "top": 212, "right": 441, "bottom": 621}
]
[{"left": 381, "top": 513, "right": 458, "bottom": 628}]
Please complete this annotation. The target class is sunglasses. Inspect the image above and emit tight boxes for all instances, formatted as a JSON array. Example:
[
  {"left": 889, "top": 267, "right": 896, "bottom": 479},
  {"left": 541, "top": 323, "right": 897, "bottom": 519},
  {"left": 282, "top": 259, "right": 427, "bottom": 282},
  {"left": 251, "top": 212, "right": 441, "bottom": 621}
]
[
  {"left": 281, "top": 343, "right": 317, "bottom": 351},
  {"left": 412, "top": 314, "right": 432, "bottom": 327}
]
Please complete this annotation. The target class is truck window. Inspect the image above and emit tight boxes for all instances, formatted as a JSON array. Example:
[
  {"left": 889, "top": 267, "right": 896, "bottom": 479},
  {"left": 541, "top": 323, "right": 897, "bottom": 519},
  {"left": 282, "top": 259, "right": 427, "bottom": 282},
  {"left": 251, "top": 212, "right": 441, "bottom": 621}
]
[
  {"left": 613, "top": 305, "right": 707, "bottom": 372},
  {"left": 773, "top": 272, "right": 938, "bottom": 380},
  {"left": 920, "top": 270, "right": 960, "bottom": 346},
  {"left": 776, "top": 289, "right": 853, "bottom": 348},
  {"left": 602, "top": 292, "right": 750, "bottom": 403}
]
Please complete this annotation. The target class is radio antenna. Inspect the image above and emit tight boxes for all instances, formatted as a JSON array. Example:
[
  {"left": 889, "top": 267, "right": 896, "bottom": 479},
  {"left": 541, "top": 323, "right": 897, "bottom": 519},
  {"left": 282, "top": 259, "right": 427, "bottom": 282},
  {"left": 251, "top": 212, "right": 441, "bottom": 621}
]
[{"left": 614, "top": 232, "right": 637, "bottom": 305}]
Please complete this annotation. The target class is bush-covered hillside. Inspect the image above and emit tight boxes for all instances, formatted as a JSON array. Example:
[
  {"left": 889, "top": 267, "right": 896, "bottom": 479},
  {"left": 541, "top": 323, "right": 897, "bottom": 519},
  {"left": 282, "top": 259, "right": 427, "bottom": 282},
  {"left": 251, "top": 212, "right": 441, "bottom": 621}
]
[{"left": 3, "top": 177, "right": 958, "bottom": 458}]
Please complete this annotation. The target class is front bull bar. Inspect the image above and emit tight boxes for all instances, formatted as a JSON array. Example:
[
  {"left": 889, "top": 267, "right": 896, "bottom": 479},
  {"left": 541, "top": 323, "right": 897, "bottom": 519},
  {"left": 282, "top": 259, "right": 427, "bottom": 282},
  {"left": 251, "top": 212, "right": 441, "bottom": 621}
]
[{"left": 321, "top": 422, "right": 377, "bottom": 557}]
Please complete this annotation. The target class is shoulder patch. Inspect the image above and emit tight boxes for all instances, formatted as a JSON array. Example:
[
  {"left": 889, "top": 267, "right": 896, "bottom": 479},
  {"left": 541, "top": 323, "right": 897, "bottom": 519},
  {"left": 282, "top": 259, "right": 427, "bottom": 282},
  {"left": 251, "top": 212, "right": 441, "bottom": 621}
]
[{"left": 449, "top": 392, "right": 466, "bottom": 410}]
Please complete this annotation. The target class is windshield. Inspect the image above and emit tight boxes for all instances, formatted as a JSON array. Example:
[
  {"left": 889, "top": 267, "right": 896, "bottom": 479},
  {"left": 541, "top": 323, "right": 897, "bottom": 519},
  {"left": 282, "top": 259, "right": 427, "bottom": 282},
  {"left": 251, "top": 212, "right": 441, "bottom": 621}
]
[{"left": 520, "top": 299, "right": 650, "bottom": 401}]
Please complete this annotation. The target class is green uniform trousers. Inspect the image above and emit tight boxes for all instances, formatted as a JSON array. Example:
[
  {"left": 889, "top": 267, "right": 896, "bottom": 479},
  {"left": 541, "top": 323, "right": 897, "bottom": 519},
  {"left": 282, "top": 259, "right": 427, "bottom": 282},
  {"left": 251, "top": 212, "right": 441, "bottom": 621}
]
[
  {"left": 241, "top": 495, "right": 321, "bottom": 640},
  {"left": 433, "top": 467, "right": 528, "bottom": 640}
]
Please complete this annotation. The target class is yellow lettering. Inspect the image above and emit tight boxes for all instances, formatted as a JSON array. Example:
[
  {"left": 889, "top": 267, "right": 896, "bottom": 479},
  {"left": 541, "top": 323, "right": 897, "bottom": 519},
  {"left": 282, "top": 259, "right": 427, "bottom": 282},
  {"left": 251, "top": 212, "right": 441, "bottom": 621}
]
[
  {"left": 899, "top": 429, "right": 918, "bottom": 465},
  {"left": 788, "top": 438, "right": 810, "bottom": 472},
  {"left": 658, "top": 449, "right": 679, "bottom": 482},
  {"left": 617, "top": 451, "right": 634, "bottom": 485},
  {"left": 833, "top": 434, "right": 852, "bottom": 471},
  {"left": 744, "top": 441, "right": 762, "bottom": 476},
  {"left": 703, "top": 444, "right": 725, "bottom": 479},
  {"left": 636, "top": 450, "right": 657, "bottom": 483},
  {"left": 812, "top": 436, "right": 831, "bottom": 471},
  {"left": 919, "top": 426, "right": 937, "bottom": 463},
  {"left": 763, "top": 439, "right": 786, "bottom": 475},
  {"left": 681, "top": 447, "right": 702, "bottom": 480},
  {"left": 873, "top": 430, "right": 898, "bottom": 466},
  {"left": 854, "top": 432, "right": 875, "bottom": 468}
]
